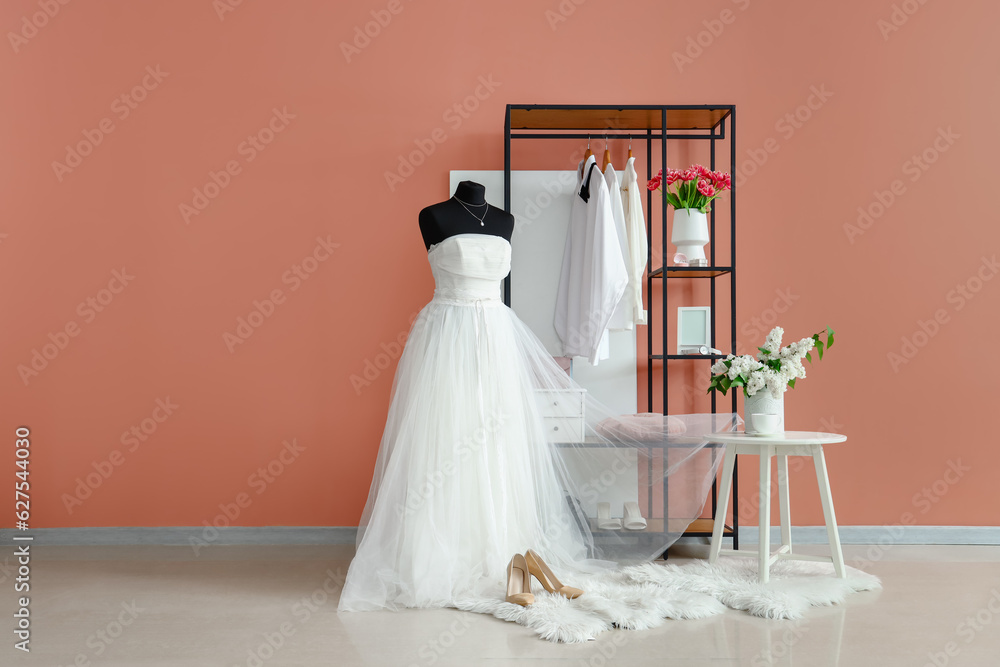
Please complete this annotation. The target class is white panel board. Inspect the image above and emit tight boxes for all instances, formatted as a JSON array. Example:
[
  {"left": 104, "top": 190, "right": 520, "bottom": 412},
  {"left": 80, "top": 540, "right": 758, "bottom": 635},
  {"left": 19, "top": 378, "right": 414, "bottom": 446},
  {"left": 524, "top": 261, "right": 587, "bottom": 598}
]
[{"left": 449, "top": 170, "right": 637, "bottom": 415}]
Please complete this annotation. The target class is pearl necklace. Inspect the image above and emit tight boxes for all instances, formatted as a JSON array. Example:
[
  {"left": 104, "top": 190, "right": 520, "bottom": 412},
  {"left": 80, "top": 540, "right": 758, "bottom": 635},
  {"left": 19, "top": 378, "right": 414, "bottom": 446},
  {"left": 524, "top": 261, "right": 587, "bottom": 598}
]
[{"left": 452, "top": 196, "right": 489, "bottom": 226}]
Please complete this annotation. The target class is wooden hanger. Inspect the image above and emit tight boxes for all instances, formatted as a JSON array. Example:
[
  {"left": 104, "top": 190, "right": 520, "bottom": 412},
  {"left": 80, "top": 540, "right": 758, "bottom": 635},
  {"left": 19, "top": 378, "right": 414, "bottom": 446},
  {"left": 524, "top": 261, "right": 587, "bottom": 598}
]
[
  {"left": 583, "top": 135, "right": 592, "bottom": 162},
  {"left": 602, "top": 134, "right": 612, "bottom": 171}
]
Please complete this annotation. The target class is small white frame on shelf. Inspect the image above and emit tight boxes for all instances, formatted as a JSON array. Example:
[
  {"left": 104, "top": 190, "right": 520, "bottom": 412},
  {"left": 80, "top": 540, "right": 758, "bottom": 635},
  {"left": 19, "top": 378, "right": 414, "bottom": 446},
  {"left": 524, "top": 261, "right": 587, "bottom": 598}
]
[{"left": 677, "top": 306, "right": 712, "bottom": 354}]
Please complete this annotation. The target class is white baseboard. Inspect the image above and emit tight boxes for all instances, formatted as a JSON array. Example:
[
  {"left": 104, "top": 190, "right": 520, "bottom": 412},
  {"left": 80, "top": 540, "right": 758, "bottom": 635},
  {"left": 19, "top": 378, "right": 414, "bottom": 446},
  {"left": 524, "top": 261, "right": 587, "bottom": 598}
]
[
  {"left": 2, "top": 525, "right": 998, "bottom": 546},
  {"left": 0, "top": 527, "right": 356, "bottom": 546},
  {"left": 705, "top": 525, "right": 1000, "bottom": 546}
]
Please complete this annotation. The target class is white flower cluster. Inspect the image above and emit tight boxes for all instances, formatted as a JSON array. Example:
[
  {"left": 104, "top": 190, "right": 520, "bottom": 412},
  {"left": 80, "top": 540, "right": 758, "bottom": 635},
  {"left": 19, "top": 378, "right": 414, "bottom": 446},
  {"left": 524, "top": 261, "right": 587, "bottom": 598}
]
[
  {"left": 780, "top": 337, "right": 816, "bottom": 361},
  {"left": 761, "top": 326, "right": 785, "bottom": 356},
  {"left": 712, "top": 354, "right": 764, "bottom": 381},
  {"left": 712, "top": 327, "right": 817, "bottom": 398}
]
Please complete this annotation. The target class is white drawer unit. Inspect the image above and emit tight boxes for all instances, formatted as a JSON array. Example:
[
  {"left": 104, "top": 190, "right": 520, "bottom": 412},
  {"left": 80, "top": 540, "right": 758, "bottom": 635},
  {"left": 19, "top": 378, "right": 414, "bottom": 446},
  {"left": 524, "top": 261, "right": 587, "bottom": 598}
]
[
  {"left": 535, "top": 389, "right": 585, "bottom": 443},
  {"left": 541, "top": 416, "right": 583, "bottom": 443},
  {"left": 535, "top": 388, "right": 585, "bottom": 417}
]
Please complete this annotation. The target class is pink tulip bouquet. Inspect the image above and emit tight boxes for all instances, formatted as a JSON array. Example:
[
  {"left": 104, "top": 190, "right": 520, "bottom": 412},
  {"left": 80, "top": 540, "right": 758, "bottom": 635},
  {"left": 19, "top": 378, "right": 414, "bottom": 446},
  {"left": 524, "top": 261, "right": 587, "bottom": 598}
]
[{"left": 647, "top": 164, "right": 731, "bottom": 213}]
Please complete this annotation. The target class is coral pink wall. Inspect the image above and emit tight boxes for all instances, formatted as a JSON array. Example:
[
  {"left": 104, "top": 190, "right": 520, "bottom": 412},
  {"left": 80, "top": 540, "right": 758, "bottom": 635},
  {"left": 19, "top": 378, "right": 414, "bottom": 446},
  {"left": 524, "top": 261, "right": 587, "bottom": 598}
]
[{"left": 2, "top": 0, "right": 996, "bottom": 530}]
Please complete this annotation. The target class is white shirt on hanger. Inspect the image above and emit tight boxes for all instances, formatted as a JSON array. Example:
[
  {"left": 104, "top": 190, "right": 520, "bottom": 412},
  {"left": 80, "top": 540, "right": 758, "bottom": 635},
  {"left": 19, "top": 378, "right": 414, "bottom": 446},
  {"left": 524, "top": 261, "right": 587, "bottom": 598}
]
[
  {"left": 554, "top": 155, "right": 628, "bottom": 366},
  {"left": 621, "top": 156, "right": 648, "bottom": 326},
  {"left": 604, "top": 162, "right": 634, "bottom": 331}
]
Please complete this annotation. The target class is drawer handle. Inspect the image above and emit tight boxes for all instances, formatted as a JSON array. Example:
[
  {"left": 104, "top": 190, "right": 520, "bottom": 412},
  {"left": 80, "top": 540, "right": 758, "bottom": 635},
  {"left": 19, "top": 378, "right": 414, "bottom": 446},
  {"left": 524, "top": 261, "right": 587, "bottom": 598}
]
[
  {"left": 553, "top": 425, "right": 559, "bottom": 431},
  {"left": 553, "top": 401, "right": 559, "bottom": 406}
]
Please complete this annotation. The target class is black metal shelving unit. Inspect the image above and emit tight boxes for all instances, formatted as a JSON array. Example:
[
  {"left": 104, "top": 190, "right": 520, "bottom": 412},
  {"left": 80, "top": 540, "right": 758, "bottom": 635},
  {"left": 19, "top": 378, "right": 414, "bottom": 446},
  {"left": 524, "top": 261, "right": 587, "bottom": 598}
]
[{"left": 502, "top": 104, "right": 740, "bottom": 554}]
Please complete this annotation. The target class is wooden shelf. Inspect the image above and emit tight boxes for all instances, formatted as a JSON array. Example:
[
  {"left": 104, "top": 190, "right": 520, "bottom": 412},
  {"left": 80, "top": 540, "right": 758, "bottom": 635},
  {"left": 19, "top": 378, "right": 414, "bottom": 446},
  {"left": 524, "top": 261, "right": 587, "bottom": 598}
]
[
  {"left": 649, "top": 266, "right": 732, "bottom": 279},
  {"left": 509, "top": 105, "right": 732, "bottom": 131},
  {"left": 683, "top": 518, "right": 733, "bottom": 535},
  {"left": 586, "top": 517, "right": 733, "bottom": 535},
  {"left": 650, "top": 354, "right": 726, "bottom": 360}
]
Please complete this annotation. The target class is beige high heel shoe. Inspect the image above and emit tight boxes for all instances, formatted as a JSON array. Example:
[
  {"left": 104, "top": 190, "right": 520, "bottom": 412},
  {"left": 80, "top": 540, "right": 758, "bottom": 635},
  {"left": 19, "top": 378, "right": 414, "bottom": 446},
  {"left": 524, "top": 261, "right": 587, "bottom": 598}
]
[
  {"left": 505, "top": 553, "right": 534, "bottom": 606},
  {"left": 524, "top": 549, "right": 583, "bottom": 599}
]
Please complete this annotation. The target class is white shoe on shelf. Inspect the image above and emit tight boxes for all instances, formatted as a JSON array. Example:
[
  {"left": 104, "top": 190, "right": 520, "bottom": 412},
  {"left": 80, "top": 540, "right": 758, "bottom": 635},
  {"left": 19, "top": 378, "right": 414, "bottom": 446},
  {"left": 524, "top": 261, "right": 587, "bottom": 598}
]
[
  {"left": 597, "top": 502, "right": 622, "bottom": 530},
  {"left": 623, "top": 501, "right": 647, "bottom": 531}
]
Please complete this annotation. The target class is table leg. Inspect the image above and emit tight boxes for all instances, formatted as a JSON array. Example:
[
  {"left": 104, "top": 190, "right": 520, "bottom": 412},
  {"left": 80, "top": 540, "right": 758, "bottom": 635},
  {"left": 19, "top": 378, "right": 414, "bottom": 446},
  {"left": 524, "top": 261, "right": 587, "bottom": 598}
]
[
  {"left": 759, "top": 445, "right": 772, "bottom": 584},
  {"left": 709, "top": 445, "right": 736, "bottom": 564},
  {"left": 777, "top": 453, "right": 792, "bottom": 554},
  {"left": 812, "top": 445, "right": 846, "bottom": 578}
]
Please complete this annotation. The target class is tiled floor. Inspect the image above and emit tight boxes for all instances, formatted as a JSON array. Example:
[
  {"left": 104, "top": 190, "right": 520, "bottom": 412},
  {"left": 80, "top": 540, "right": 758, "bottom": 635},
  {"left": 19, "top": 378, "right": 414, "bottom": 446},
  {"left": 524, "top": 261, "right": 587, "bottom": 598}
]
[{"left": 6, "top": 543, "right": 1000, "bottom": 666}]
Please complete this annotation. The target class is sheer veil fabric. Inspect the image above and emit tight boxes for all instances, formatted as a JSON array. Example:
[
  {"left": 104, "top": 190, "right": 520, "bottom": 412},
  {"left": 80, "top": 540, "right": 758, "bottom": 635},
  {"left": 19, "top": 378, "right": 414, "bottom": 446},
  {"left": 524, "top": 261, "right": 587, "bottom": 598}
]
[{"left": 337, "top": 233, "right": 739, "bottom": 612}]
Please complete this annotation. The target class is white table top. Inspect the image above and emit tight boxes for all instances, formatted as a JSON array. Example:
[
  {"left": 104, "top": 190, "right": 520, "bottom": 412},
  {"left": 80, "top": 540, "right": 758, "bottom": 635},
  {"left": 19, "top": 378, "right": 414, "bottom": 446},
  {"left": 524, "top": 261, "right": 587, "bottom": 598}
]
[{"left": 707, "top": 431, "right": 847, "bottom": 445}]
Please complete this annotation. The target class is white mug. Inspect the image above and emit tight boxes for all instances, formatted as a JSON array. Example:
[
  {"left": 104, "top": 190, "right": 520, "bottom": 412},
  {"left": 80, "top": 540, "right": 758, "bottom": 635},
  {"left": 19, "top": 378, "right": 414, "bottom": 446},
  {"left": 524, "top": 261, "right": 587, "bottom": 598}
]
[{"left": 751, "top": 413, "right": 780, "bottom": 435}]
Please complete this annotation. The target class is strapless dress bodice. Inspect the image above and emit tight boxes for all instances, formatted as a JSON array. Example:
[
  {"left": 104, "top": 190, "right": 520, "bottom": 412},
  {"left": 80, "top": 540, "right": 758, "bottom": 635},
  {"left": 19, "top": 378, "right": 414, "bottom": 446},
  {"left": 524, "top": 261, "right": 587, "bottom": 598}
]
[{"left": 427, "top": 233, "right": 511, "bottom": 305}]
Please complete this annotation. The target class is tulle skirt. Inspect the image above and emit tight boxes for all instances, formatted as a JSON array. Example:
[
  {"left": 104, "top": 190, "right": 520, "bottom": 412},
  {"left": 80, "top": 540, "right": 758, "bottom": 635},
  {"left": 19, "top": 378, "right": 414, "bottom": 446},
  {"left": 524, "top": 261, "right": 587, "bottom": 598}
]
[{"left": 337, "top": 294, "right": 738, "bottom": 611}]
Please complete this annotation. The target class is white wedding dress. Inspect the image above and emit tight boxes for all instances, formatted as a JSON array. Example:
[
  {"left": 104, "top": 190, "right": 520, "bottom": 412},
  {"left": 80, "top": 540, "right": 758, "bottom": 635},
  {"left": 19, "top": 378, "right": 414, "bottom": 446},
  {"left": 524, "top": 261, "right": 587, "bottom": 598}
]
[{"left": 337, "top": 233, "right": 738, "bottom": 612}]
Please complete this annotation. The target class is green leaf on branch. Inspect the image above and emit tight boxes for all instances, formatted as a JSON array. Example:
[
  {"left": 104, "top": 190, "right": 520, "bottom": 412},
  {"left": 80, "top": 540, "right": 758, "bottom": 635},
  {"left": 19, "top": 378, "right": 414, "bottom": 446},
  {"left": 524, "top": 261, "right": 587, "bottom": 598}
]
[
  {"left": 816, "top": 339, "right": 824, "bottom": 360},
  {"left": 788, "top": 378, "right": 796, "bottom": 389},
  {"left": 757, "top": 347, "right": 771, "bottom": 356},
  {"left": 805, "top": 351, "right": 812, "bottom": 364}
]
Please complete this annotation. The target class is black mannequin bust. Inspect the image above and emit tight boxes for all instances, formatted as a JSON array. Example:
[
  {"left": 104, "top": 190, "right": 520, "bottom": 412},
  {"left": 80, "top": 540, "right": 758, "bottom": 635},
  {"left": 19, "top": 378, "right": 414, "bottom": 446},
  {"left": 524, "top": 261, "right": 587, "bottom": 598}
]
[{"left": 418, "top": 181, "right": 515, "bottom": 250}]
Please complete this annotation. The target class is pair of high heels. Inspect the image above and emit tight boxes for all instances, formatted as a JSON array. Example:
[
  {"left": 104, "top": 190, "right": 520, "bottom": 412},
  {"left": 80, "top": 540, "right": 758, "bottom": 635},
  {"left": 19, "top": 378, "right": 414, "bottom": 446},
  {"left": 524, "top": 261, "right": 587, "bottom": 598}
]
[{"left": 505, "top": 549, "right": 583, "bottom": 606}]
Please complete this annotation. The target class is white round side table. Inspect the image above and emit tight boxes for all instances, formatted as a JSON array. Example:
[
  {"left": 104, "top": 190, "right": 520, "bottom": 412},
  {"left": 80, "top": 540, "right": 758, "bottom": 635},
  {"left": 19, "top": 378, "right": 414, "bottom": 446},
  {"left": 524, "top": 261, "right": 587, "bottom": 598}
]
[{"left": 706, "top": 431, "right": 848, "bottom": 584}]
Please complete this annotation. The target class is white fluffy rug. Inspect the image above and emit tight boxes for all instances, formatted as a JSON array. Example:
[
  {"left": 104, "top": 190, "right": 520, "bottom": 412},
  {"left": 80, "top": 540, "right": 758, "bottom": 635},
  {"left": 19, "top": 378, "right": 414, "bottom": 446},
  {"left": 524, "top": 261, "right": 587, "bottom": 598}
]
[{"left": 453, "top": 557, "right": 881, "bottom": 643}]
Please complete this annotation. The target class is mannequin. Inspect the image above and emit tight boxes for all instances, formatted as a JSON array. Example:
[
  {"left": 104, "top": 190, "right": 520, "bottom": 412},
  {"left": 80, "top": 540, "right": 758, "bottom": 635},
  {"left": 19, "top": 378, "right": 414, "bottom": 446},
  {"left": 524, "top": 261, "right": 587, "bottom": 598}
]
[{"left": 418, "top": 180, "right": 515, "bottom": 250}]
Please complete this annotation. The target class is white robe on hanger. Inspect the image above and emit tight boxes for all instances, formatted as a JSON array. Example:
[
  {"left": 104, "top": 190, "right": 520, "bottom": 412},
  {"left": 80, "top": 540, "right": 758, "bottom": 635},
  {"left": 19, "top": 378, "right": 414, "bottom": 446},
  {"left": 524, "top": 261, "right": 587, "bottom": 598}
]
[
  {"left": 604, "top": 163, "right": 634, "bottom": 331},
  {"left": 621, "top": 156, "right": 648, "bottom": 326},
  {"left": 554, "top": 155, "right": 628, "bottom": 366}
]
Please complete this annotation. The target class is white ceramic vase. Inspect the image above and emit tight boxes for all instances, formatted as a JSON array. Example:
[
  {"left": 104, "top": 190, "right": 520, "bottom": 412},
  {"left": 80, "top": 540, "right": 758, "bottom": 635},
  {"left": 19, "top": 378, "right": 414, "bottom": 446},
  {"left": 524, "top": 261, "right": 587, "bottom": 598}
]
[
  {"left": 670, "top": 208, "right": 710, "bottom": 263},
  {"left": 744, "top": 389, "right": 785, "bottom": 435}
]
